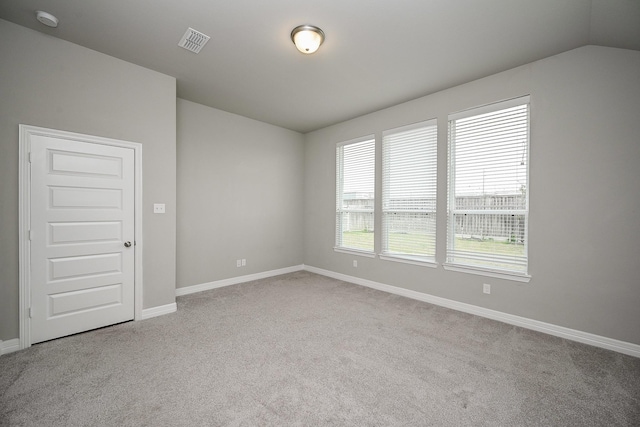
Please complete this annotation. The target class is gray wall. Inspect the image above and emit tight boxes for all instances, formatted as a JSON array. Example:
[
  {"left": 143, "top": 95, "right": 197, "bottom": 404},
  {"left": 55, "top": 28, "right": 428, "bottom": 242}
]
[
  {"left": 0, "top": 19, "right": 177, "bottom": 341},
  {"left": 304, "top": 45, "right": 640, "bottom": 345},
  {"left": 176, "top": 99, "right": 304, "bottom": 288}
]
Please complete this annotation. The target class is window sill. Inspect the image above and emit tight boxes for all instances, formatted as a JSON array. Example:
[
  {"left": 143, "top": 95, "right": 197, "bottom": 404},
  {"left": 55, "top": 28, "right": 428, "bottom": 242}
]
[
  {"left": 334, "top": 247, "right": 376, "bottom": 258},
  {"left": 379, "top": 254, "right": 438, "bottom": 268},
  {"left": 443, "top": 263, "right": 531, "bottom": 283}
]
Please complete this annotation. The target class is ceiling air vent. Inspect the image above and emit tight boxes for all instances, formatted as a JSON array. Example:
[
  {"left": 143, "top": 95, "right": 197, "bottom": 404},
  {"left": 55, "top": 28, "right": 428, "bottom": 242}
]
[{"left": 178, "top": 28, "right": 210, "bottom": 54}]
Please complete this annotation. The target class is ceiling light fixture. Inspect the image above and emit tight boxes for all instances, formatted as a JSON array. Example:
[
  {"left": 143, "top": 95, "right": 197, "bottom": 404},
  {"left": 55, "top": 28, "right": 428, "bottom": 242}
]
[
  {"left": 290, "top": 25, "right": 325, "bottom": 54},
  {"left": 35, "top": 10, "right": 59, "bottom": 28}
]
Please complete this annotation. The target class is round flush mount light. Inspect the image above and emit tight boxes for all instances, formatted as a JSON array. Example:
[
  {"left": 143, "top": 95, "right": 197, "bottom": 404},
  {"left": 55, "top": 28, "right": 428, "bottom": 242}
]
[
  {"left": 291, "top": 25, "right": 325, "bottom": 54},
  {"left": 36, "top": 10, "right": 59, "bottom": 28}
]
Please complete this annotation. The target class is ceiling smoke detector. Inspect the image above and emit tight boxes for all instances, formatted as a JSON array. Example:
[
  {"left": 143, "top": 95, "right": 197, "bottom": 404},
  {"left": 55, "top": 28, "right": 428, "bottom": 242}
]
[
  {"left": 178, "top": 28, "right": 210, "bottom": 54},
  {"left": 36, "top": 10, "right": 59, "bottom": 28}
]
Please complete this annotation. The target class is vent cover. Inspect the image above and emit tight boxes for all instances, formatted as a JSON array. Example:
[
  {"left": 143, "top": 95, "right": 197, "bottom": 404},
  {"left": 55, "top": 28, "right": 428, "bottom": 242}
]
[{"left": 178, "top": 28, "right": 210, "bottom": 54}]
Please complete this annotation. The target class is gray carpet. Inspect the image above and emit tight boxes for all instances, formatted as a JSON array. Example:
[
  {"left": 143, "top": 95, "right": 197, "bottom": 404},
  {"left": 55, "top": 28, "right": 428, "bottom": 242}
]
[{"left": 1, "top": 271, "right": 639, "bottom": 426}]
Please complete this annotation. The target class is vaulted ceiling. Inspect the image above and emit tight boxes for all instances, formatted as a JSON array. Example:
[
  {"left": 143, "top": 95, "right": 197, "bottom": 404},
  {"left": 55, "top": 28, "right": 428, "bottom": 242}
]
[{"left": 1, "top": 0, "right": 639, "bottom": 133}]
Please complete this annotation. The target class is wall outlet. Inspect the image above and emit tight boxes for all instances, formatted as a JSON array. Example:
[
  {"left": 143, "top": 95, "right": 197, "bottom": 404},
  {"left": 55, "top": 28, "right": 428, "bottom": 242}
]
[
  {"left": 483, "top": 283, "right": 491, "bottom": 294},
  {"left": 153, "top": 203, "right": 165, "bottom": 214},
  {"left": 236, "top": 259, "right": 241, "bottom": 267},
  {"left": 353, "top": 260, "right": 357, "bottom": 267},
  {"left": 241, "top": 259, "right": 246, "bottom": 266}
]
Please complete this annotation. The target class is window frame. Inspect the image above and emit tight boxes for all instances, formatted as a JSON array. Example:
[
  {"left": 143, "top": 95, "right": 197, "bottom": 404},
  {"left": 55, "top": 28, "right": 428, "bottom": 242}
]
[
  {"left": 445, "top": 96, "right": 531, "bottom": 282},
  {"left": 380, "top": 119, "right": 438, "bottom": 267},
  {"left": 335, "top": 135, "right": 376, "bottom": 256}
]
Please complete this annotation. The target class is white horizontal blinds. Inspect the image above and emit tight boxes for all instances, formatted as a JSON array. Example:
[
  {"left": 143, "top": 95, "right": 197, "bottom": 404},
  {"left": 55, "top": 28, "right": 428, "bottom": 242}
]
[
  {"left": 447, "top": 96, "right": 529, "bottom": 273},
  {"left": 336, "top": 136, "right": 375, "bottom": 252},
  {"left": 382, "top": 120, "right": 437, "bottom": 260}
]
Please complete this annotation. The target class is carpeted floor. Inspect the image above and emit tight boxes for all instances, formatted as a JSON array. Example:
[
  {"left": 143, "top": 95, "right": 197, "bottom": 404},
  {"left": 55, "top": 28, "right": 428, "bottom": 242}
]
[{"left": 1, "top": 271, "right": 639, "bottom": 426}]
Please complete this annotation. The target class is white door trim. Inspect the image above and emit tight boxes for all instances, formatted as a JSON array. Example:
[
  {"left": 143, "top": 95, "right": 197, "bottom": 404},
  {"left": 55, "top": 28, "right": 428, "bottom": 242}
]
[{"left": 18, "top": 125, "right": 144, "bottom": 350}]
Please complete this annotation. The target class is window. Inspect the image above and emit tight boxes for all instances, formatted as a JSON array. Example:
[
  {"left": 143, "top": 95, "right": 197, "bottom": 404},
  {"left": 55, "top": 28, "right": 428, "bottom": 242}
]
[
  {"left": 336, "top": 136, "right": 375, "bottom": 253},
  {"left": 446, "top": 96, "right": 530, "bottom": 278},
  {"left": 381, "top": 120, "right": 437, "bottom": 264}
]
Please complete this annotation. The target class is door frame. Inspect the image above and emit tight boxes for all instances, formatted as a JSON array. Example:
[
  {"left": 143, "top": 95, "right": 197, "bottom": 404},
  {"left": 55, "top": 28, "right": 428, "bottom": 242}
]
[{"left": 18, "top": 124, "right": 144, "bottom": 350}]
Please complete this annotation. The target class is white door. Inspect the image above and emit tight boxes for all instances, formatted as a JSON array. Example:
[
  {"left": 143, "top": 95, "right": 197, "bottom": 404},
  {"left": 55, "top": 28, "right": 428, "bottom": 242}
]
[{"left": 29, "top": 134, "right": 135, "bottom": 343}]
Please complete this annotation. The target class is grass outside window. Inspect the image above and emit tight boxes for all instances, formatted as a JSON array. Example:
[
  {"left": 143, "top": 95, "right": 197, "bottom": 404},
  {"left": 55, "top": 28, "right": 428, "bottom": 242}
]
[{"left": 342, "top": 231, "right": 525, "bottom": 257}]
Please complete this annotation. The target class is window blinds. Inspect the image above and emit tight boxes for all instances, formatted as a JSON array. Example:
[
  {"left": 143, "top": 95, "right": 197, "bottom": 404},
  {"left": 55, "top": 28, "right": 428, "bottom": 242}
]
[
  {"left": 447, "top": 96, "right": 530, "bottom": 274},
  {"left": 336, "top": 136, "right": 375, "bottom": 252},
  {"left": 382, "top": 120, "right": 437, "bottom": 261}
]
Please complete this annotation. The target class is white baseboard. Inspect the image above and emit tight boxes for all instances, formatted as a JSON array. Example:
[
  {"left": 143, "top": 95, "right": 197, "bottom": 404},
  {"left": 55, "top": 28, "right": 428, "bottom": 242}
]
[
  {"left": 304, "top": 265, "right": 640, "bottom": 358},
  {"left": 1, "top": 338, "right": 20, "bottom": 355},
  {"left": 175, "top": 265, "right": 305, "bottom": 297},
  {"left": 2, "top": 306, "right": 176, "bottom": 354},
  {"left": 141, "top": 302, "right": 177, "bottom": 320}
]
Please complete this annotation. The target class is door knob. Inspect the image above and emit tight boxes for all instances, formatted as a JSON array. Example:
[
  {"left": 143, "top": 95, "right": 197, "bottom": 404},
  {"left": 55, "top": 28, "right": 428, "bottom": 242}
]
[{"left": 124, "top": 241, "right": 132, "bottom": 247}]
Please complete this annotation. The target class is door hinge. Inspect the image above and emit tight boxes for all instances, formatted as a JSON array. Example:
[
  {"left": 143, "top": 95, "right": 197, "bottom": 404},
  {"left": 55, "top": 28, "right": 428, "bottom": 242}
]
[
  {"left": 28, "top": 230, "right": 32, "bottom": 241},
  {"left": 29, "top": 307, "right": 33, "bottom": 318}
]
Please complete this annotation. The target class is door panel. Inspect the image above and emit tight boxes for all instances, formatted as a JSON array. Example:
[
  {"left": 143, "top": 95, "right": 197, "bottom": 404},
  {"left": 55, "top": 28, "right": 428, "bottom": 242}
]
[
  {"left": 30, "top": 134, "right": 135, "bottom": 343},
  {"left": 48, "top": 221, "right": 122, "bottom": 245},
  {"left": 48, "top": 284, "right": 123, "bottom": 318},
  {"left": 49, "top": 253, "right": 122, "bottom": 281},
  {"left": 49, "top": 186, "right": 123, "bottom": 209},
  {"left": 49, "top": 150, "right": 123, "bottom": 177}
]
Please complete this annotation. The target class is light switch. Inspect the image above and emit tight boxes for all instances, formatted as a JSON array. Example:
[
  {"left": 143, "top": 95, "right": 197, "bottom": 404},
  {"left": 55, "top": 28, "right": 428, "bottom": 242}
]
[{"left": 153, "top": 203, "right": 165, "bottom": 214}]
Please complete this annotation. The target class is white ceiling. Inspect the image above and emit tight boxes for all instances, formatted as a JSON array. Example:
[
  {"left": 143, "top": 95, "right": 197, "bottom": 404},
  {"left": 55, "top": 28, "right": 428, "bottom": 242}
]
[{"left": 1, "top": 0, "right": 639, "bottom": 133}]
